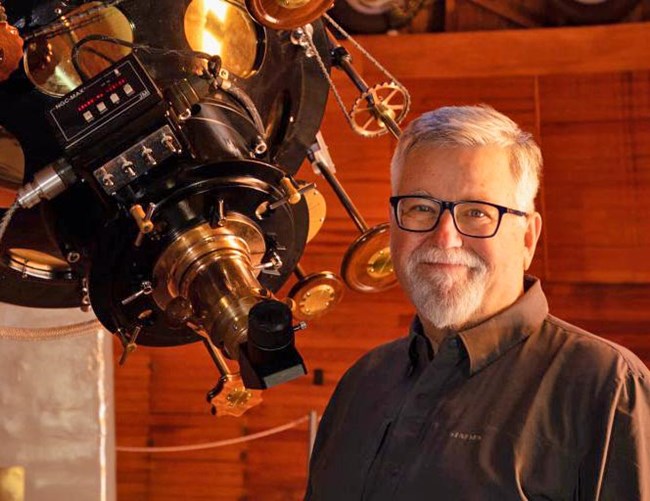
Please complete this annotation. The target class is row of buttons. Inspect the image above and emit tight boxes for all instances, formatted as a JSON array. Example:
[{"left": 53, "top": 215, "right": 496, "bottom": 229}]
[{"left": 82, "top": 83, "right": 135, "bottom": 123}]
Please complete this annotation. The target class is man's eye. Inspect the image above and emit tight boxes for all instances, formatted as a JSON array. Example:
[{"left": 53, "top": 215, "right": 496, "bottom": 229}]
[
  {"left": 466, "top": 209, "right": 486, "bottom": 218},
  {"left": 412, "top": 204, "right": 435, "bottom": 213}
]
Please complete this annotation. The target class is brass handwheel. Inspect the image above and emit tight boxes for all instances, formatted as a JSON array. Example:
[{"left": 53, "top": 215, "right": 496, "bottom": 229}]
[
  {"left": 341, "top": 222, "right": 396, "bottom": 293},
  {"left": 349, "top": 81, "right": 409, "bottom": 138}
]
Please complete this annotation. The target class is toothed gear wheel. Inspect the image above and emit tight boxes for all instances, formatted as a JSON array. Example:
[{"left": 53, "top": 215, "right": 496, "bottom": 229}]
[{"left": 349, "top": 81, "right": 410, "bottom": 138}]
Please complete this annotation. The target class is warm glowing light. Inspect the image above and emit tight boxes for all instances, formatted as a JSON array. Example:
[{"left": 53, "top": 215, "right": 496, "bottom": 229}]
[
  {"left": 200, "top": 0, "right": 228, "bottom": 56},
  {"left": 205, "top": 0, "right": 229, "bottom": 22},
  {"left": 202, "top": 32, "right": 223, "bottom": 56},
  {"left": 184, "top": 0, "right": 258, "bottom": 77}
]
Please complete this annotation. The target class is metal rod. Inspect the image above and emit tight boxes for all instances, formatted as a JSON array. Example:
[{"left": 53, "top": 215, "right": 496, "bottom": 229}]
[
  {"left": 313, "top": 160, "right": 368, "bottom": 233},
  {"left": 377, "top": 110, "right": 402, "bottom": 139},
  {"left": 332, "top": 49, "right": 370, "bottom": 94},
  {"left": 308, "top": 409, "right": 319, "bottom": 463},
  {"left": 201, "top": 337, "right": 231, "bottom": 377},
  {"left": 294, "top": 264, "right": 307, "bottom": 281}
]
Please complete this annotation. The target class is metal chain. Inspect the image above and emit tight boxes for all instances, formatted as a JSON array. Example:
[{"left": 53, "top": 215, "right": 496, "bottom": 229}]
[
  {"left": 323, "top": 12, "right": 408, "bottom": 93},
  {"left": 302, "top": 30, "right": 357, "bottom": 130},
  {"left": 23, "top": 0, "right": 128, "bottom": 42}
]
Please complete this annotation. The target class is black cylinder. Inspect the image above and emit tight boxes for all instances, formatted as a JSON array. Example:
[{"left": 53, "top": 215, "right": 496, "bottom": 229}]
[{"left": 247, "top": 299, "right": 294, "bottom": 351}]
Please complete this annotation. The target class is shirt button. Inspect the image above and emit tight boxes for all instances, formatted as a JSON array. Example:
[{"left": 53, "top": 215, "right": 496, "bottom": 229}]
[{"left": 388, "top": 464, "right": 400, "bottom": 476}]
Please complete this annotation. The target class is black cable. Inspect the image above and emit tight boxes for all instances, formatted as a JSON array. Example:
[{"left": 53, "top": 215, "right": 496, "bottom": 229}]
[
  {"left": 72, "top": 45, "right": 117, "bottom": 81},
  {"left": 71, "top": 34, "right": 215, "bottom": 82}
]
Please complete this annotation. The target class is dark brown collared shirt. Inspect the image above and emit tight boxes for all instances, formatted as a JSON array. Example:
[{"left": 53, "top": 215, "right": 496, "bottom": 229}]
[{"left": 306, "top": 278, "right": 650, "bottom": 500}]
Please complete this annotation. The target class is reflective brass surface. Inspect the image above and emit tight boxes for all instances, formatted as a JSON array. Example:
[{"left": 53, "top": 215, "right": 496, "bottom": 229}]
[
  {"left": 245, "top": 0, "right": 333, "bottom": 29},
  {"left": 366, "top": 246, "right": 393, "bottom": 279},
  {"left": 277, "top": 0, "right": 312, "bottom": 8},
  {"left": 153, "top": 216, "right": 268, "bottom": 358},
  {"left": 288, "top": 271, "right": 343, "bottom": 321},
  {"left": 24, "top": 2, "right": 133, "bottom": 97},
  {"left": 341, "top": 222, "right": 398, "bottom": 293},
  {"left": 210, "top": 373, "right": 263, "bottom": 417},
  {"left": 0, "top": 127, "right": 24, "bottom": 208},
  {"left": 6, "top": 248, "right": 71, "bottom": 280},
  {"left": 186, "top": 250, "right": 270, "bottom": 358},
  {"left": 200, "top": 333, "right": 263, "bottom": 416},
  {"left": 184, "top": 0, "right": 259, "bottom": 78},
  {"left": 304, "top": 186, "right": 326, "bottom": 243},
  {"left": 0, "top": 466, "right": 25, "bottom": 501}
]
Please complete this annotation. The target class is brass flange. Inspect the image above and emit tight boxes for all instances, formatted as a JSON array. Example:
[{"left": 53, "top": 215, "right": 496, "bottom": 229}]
[{"left": 152, "top": 215, "right": 268, "bottom": 358}]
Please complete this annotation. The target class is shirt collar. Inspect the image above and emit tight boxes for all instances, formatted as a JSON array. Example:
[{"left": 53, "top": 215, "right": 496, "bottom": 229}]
[{"left": 407, "top": 275, "right": 548, "bottom": 375}]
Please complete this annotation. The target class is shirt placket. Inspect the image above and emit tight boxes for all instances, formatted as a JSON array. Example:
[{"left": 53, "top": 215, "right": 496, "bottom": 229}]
[{"left": 361, "top": 337, "right": 464, "bottom": 500}]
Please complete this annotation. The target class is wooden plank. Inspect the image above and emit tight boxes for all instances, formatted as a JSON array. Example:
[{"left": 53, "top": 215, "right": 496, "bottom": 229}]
[
  {"left": 353, "top": 23, "right": 650, "bottom": 79},
  {"left": 539, "top": 73, "right": 650, "bottom": 283}
]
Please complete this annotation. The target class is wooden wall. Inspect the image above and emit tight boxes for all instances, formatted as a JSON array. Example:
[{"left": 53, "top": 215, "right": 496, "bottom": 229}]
[{"left": 113, "top": 23, "right": 650, "bottom": 500}]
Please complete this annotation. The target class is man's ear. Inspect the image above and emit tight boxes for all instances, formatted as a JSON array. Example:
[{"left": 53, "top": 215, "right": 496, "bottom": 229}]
[{"left": 523, "top": 211, "right": 542, "bottom": 271}]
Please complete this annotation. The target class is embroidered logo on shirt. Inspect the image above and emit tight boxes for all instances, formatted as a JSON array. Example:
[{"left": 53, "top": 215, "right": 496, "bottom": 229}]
[{"left": 449, "top": 431, "right": 482, "bottom": 441}]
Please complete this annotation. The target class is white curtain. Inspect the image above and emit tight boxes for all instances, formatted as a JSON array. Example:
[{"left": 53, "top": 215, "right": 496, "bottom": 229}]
[{"left": 0, "top": 304, "right": 115, "bottom": 501}]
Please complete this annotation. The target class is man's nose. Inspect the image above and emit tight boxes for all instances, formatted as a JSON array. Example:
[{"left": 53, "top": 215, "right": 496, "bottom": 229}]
[{"left": 429, "top": 210, "right": 463, "bottom": 249}]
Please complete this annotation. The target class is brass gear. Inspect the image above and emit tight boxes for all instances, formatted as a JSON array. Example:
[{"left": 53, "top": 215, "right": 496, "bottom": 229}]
[{"left": 349, "top": 81, "right": 410, "bottom": 138}]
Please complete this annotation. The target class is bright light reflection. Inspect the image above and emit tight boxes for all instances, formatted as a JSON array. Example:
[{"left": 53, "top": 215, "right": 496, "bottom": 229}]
[
  {"left": 206, "top": 0, "right": 229, "bottom": 21},
  {"left": 202, "top": 32, "right": 223, "bottom": 56},
  {"left": 201, "top": 0, "right": 228, "bottom": 56},
  {"left": 54, "top": 65, "right": 81, "bottom": 93}
]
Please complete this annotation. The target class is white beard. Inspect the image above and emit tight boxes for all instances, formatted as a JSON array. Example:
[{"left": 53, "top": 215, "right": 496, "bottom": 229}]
[{"left": 402, "top": 247, "right": 489, "bottom": 330}]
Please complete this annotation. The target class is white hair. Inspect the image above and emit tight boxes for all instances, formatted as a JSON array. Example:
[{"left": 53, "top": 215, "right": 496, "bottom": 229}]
[{"left": 390, "top": 105, "right": 543, "bottom": 211}]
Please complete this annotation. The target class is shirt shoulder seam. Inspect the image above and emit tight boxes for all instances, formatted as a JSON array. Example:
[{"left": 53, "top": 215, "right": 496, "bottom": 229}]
[{"left": 544, "top": 315, "right": 645, "bottom": 380}]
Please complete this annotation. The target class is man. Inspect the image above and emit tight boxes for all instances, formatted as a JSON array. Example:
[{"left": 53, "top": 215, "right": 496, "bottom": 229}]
[{"left": 306, "top": 105, "right": 650, "bottom": 500}]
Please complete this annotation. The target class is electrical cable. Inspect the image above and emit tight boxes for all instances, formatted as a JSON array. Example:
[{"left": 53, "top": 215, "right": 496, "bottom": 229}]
[
  {"left": 23, "top": 0, "right": 129, "bottom": 42},
  {"left": 219, "top": 83, "right": 266, "bottom": 138},
  {"left": 0, "top": 200, "right": 19, "bottom": 248},
  {"left": 70, "top": 35, "right": 266, "bottom": 137},
  {"left": 71, "top": 34, "right": 214, "bottom": 81}
]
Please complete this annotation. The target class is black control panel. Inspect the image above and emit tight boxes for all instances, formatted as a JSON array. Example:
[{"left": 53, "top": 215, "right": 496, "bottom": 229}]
[{"left": 48, "top": 54, "right": 163, "bottom": 153}]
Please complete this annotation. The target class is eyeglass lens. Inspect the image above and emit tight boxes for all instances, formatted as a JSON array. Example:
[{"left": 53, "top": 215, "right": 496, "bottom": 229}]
[{"left": 397, "top": 197, "right": 500, "bottom": 236}]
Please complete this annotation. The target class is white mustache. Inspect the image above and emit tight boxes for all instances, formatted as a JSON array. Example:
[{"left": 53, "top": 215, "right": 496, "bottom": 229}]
[{"left": 410, "top": 247, "right": 487, "bottom": 270}]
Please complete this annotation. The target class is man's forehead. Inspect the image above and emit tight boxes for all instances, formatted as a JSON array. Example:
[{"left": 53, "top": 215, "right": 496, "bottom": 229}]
[
  {"left": 401, "top": 146, "right": 513, "bottom": 181},
  {"left": 397, "top": 145, "right": 517, "bottom": 202}
]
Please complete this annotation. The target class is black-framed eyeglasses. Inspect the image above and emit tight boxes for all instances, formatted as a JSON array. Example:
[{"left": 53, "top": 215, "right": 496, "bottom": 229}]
[{"left": 389, "top": 195, "right": 528, "bottom": 238}]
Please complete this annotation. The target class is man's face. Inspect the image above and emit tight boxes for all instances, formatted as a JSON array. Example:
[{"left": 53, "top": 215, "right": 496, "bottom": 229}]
[{"left": 390, "top": 144, "right": 542, "bottom": 330}]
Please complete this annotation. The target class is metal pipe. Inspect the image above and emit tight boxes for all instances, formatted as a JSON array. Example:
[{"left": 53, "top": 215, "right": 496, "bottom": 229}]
[
  {"left": 313, "top": 160, "right": 368, "bottom": 233},
  {"left": 294, "top": 264, "right": 307, "bottom": 281},
  {"left": 308, "top": 409, "right": 319, "bottom": 462}
]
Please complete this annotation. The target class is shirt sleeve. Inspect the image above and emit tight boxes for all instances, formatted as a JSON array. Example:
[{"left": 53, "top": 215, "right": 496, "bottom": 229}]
[{"left": 582, "top": 367, "right": 650, "bottom": 500}]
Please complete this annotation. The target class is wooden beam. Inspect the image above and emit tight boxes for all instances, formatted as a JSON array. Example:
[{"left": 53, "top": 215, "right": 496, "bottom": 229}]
[{"left": 354, "top": 22, "right": 650, "bottom": 78}]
